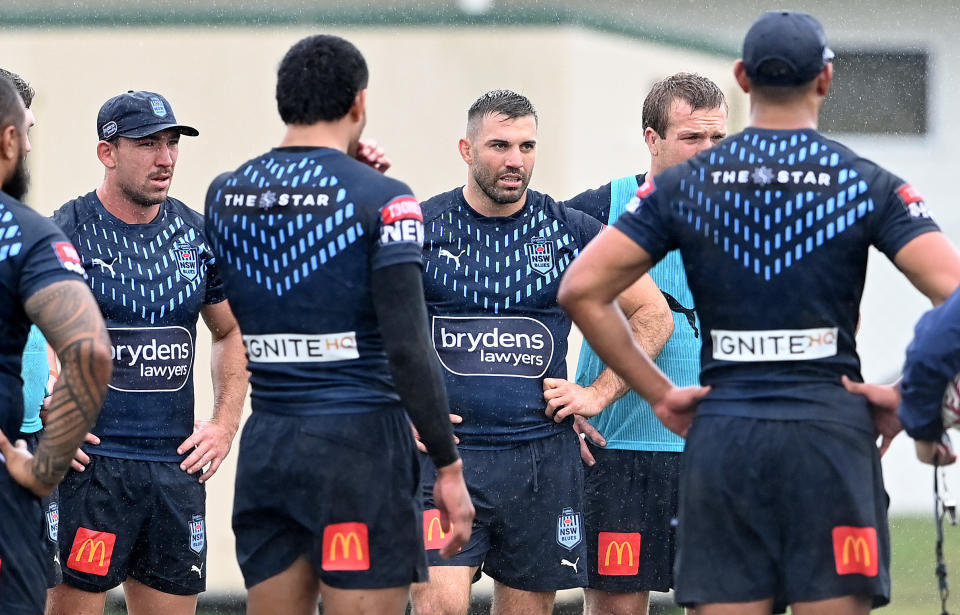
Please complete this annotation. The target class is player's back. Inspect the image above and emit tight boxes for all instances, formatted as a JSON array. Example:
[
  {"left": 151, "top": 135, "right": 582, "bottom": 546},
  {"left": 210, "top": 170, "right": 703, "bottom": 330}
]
[
  {"left": 206, "top": 146, "right": 423, "bottom": 415},
  {"left": 616, "top": 128, "right": 938, "bottom": 428}
]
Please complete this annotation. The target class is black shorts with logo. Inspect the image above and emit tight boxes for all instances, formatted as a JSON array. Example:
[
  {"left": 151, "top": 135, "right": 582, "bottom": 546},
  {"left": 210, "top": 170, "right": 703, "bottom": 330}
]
[
  {"left": 20, "top": 430, "right": 62, "bottom": 589},
  {"left": 0, "top": 469, "right": 46, "bottom": 615},
  {"left": 58, "top": 455, "right": 206, "bottom": 595},
  {"left": 233, "top": 408, "right": 427, "bottom": 590},
  {"left": 674, "top": 415, "right": 890, "bottom": 611},
  {"left": 583, "top": 445, "right": 680, "bottom": 592},
  {"left": 420, "top": 428, "right": 588, "bottom": 592}
]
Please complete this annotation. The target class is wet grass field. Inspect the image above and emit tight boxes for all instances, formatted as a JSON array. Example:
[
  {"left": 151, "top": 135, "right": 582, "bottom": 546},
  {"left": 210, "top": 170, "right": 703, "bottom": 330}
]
[{"left": 103, "top": 515, "right": 960, "bottom": 615}]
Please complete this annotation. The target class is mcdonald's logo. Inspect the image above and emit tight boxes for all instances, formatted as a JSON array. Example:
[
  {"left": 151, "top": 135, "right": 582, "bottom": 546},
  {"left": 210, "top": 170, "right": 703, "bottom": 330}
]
[
  {"left": 423, "top": 508, "right": 452, "bottom": 551},
  {"left": 321, "top": 522, "right": 370, "bottom": 571},
  {"left": 67, "top": 527, "right": 116, "bottom": 576},
  {"left": 832, "top": 526, "right": 878, "bottom": 577},
  {"left": 597, "top": 532, "right": 641, "bottom": 576}
]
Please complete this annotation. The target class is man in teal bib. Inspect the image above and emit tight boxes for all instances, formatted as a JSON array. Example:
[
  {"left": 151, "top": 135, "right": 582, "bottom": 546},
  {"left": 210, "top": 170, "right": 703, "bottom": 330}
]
[{"left": 549, "top": 73, "right": 728, "bottom": 615}]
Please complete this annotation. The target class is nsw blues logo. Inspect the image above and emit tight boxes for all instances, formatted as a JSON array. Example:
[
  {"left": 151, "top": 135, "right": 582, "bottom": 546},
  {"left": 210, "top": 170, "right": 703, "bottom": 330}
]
[
  {"left": 46, "top": 502, "right": 59, "bottom": 542},
  {"left": 556, "top": 507, "right": 582, "bottom": 550},
  {"left": 172, "top": 241, "right": 199, "bottom": 281},
  {"left": 150, "top": 96, "right": 167, "bottom": 117},
  {"left": 189, "top": 514, "right": 205, "bottom": 554},
  {"left": 524, "top": 237, "right": 554, "bottom": 276}
]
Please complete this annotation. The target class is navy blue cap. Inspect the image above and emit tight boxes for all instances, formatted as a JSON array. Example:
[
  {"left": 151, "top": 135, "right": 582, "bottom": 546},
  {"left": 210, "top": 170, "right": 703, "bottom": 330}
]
[
  {"left": 742, "top": 11, "right": 835, "bottom": 86},
  {"left": 97, "top": 90, "right": 199, "bottom": 141}
]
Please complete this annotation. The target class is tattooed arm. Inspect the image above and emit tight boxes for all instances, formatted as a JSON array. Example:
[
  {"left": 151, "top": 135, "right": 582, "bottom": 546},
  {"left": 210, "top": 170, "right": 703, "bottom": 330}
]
[{"left": 0, "top": 280, "right": 111, "bottom": 496}]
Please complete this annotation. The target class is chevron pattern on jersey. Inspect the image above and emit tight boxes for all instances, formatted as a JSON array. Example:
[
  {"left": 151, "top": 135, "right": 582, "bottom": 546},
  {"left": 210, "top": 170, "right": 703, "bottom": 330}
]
[
  {"left": 209, "top": 158, "right": 363, "bottom": 298},
  {"left": 0, "top": 204, "right": 23, "bottom": 262},
  {"left": 424, "top": 205, "right": 578, "bottom": 313},
  {"left": 677, "top": 132, "right": 872, "bottom": 281},
  {"left": 80, "top": 213, "right": 207, "bottom": 324}
]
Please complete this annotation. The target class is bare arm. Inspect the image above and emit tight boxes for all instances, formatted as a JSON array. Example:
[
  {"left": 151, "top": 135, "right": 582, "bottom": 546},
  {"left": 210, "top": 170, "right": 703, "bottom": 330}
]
[
  {"left": 544, "top": 274, "right": 674, "bottom": 421},
  {"left": 557, "top": 227, "right": 709, "bottom": 436},
  {"left": 894, "top": 232, "right": 960, "bottom": 305},
  {"left": 588, "top": 274, "right": 674, "bottom": 405},
  {"left": 177, "top": 300, "right": 248, "bottom": 483},
  {"left": 7, "top": 280, "right": 112, "bottom": 495}
]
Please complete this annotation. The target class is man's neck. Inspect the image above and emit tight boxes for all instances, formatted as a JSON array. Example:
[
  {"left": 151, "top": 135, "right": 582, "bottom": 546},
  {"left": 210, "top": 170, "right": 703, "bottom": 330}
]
[
  {"left": 279, "top": 122, "right": 351, "bottom": 152},
  {"left": 96, "top": 184, "right": 160, "bottom": 225},
  {"left": 748, "top": 100, "right": 820, "bottom": 131},
  {"left": 461, "top": 182, "right": 527, "bottom": 218}
]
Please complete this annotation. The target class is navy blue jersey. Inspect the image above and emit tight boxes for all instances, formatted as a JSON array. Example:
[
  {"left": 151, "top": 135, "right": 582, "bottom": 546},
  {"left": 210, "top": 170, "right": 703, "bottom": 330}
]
[
  {"left": 53, "top": 192, "right": 225, "bottom": 461},
  {"left": 0, "top": 191, "right": 85, "bottom": 440},
  {"left": 899, "top": 287, "right": 960, "bottom": 441},
  {"left": 422, "top": 188, "right": 603, "bottom": 448},
  {"left": 564, "top": 174, "right": 643, "bottom": 224},
  {"left": 205, "top": 147, "right": 424, "bottom": 416},
  {"left": 615, "top": 128, "right": 939, "bottom": 431}
]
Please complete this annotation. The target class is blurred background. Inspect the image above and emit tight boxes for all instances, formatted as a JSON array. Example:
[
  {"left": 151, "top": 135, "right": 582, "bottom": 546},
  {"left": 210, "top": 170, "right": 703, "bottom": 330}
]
[{"left": 1, "top": 1, "right": 957, "bottom": 612}]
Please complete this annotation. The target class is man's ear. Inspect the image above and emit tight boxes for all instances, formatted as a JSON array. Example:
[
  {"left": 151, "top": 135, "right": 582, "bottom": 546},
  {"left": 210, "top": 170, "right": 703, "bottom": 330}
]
[
  {"left": 0, "top": 124, "right": 19, "bottom": 163},
  {"left": 458, "top": 137, "right": 472, "bottom": 165},
  {"left": 350, "top": 89, "right": 367, "bottom": 122},
  {"left": 96, "top": 140, "right": 117, "bottom": 169},
  {"left": 734, "top": 59, "right": 751, "bottom": 94},
  {"left": 644, "top": 127, "right": 661, "bottom": 159}
]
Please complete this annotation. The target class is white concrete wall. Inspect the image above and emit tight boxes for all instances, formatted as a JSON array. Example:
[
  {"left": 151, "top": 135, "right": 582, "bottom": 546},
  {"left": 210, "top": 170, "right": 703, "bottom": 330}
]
[{"left": 4, "top": 6, "right": 958, "bottom": 590}]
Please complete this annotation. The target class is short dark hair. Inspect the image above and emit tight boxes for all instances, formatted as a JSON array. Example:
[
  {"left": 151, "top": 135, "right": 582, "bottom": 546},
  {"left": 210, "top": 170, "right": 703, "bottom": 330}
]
[
  {"left": 0, "top": 68, "right": 34, "bottom": 108},
  {"left": 642, "top": 73, "right": 727, "bottom": 137},
  {"left": 276, "top": 34, "right": 369, "bottom": 125},
  {"left": 0, "top": 77, "right": 24, "bottom": 135},
  {"left": 466, "top": 90, "right": 537, "bottom": 137}
]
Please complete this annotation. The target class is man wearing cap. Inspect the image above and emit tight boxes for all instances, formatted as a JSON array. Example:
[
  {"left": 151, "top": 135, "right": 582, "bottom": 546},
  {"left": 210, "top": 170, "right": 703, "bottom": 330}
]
[
  {"left": 557, "top": 10, "right": 960, "bottom": 615},
  {"left": 45, "top": 90, "right": 247, "bottom": 615}
]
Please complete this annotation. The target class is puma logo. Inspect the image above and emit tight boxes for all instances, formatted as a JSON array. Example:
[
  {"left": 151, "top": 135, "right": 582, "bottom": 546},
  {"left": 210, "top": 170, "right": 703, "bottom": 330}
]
[
  {"left": 438, "top": 248, "right": 465, "bottom": 269},
  {"left": 191, "top": 563, "right": 203, "bottom": 578},
  {"left": 561, "top": 557, "right": 579, "bottom": 573},
  {"left": 91, "top": 257, "right": 118, "bottom": 277},
  {"left": 662, "top": 291, "right": 699, "bottom": 338}
]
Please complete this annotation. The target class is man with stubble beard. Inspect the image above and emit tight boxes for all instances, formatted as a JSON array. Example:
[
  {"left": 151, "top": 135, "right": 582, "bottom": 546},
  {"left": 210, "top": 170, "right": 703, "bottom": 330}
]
[
  {"left": 410, "top": 90, "right": 604, "bottom": 615},
  {"left": 46, "top": 91, "right": 247, "bottom": 615}
]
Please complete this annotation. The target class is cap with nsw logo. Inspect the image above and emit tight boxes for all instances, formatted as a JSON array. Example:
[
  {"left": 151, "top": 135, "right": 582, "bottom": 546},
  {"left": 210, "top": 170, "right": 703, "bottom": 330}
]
[
  {"left": 742, "top": 11, "right": 834, "bottom": 86},
  {"left": 97, "top": 90, "right": 199, "bottom": 142}
]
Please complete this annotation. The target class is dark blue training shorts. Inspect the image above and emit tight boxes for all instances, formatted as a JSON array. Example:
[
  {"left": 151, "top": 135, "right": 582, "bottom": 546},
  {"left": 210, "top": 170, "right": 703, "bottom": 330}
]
[
  {"left": 233, "top": 408, "right": 427, "bottom": 590},
  {"left": 674, "top": 415, "right": 890, "bottom": 611}
]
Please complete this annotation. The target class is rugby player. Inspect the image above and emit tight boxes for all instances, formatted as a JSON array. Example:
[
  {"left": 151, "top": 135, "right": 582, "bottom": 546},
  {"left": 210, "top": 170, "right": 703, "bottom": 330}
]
[
  {"left": 0, "top": 67, "right": 70, "bottom": 591},
  {"left": 46, "top": 90, "right": 248, "bottom": 615},
  {"left": 0, "top": 75, "right": 111, "bottom": 615},
  {"left": 204, "top": 34, "right": 473, "bottom": 615},
  {"left": 547, "top": 73, "right": 727, "bottom": 615},
  {"left": 557, "top": 11, "right": 960, "bottom": 615},
  {"left": 410, "top": 90, "right": 605, "bottom": 615}
]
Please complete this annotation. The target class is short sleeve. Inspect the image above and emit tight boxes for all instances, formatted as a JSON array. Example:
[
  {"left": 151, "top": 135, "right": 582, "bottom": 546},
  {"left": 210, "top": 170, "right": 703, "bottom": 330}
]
[
  {"left": 612, "top": 176, "right": 675, "bottom": 264},
  {"left": 870, "top": 176, "right": 940, "bottom": 260},
  {"left": 202, "top": 250, "right": 227, "bottom": 305},
  {"left": 371, "top": 193, "right": 424, "bottom": 271},
  {"left": 563, "top": 182, "right": 612, "bottom": 224},
  {"left": 19, "top": 222, "right": 87, "bottom": 304}
]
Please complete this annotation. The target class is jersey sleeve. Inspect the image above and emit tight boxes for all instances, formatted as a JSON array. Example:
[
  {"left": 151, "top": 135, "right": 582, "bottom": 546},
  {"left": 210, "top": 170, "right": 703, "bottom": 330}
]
[
  {"left": 567, "top": 207, "right": 605, "bottom": 247},
  {"left": 612, "top": 175, "right": 675, "bottom": 263},
  {"left": 18, "top": 218, "right": 87, "bottom": 304},
  {"left": 870, "top": 174, "right": 940, "bottom": 260},
  {"left": 371, "top": 190, "right": 425, "bottom": 271},
  {"left": 899, "top": 289, "right": 960, "bottom": 440},
  {"left": 562, "top": 182, "right": 613, "bottom": 224},
  {"left": 202, "top": 249, "right": 226, "bottom": 305}
]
